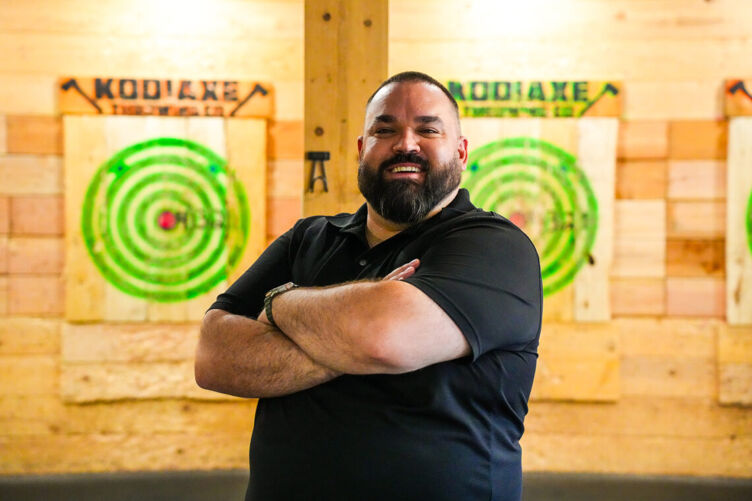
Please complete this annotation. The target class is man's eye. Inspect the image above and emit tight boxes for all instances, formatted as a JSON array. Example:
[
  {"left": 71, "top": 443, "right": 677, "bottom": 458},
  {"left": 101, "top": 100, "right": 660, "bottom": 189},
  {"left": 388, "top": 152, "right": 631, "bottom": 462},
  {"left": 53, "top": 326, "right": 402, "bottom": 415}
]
[
  {"left": 420, "top": 128, "right": 439, "bottom": 134},
  {"left": 375, "top": 128, "right": 394, "bottom": 134}
]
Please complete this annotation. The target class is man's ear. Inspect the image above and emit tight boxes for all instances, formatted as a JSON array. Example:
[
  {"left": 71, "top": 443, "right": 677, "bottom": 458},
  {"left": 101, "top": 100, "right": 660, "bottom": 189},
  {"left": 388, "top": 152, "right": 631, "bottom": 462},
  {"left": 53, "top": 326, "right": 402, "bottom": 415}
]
[
  {"left": 357, "top": 136, "right": 364, "bottom": 161},
  {"left": 457, "top": 136, "right": 469, "bottom": 170}
]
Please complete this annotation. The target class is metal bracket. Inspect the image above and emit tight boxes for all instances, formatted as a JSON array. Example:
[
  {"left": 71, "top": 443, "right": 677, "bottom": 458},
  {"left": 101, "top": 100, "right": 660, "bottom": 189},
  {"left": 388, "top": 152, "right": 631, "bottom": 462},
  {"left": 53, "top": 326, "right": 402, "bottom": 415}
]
[{"left": 306, "top": 151, "right": 330, "bottom": 193}]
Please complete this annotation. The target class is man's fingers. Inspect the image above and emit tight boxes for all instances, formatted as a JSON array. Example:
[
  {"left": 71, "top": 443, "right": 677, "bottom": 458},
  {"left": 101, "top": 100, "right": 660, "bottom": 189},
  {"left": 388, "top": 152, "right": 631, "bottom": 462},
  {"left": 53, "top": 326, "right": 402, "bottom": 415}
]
[{"left": 384, "top": 259, "right": 420, "bottom": 281}]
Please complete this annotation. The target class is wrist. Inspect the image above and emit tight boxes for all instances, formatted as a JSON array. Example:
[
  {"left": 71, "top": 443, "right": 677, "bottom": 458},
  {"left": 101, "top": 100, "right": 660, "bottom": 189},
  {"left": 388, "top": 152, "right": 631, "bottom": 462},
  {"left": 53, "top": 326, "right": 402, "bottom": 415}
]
[{"left": 263, "top": 282, "right": 298, "bottom": 329}]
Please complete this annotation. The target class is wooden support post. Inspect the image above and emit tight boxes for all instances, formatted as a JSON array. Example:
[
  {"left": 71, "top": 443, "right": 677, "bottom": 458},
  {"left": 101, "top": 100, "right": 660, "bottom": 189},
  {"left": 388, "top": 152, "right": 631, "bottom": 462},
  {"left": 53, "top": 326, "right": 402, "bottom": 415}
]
[{"left": 303, "top": 0, "right": 388, "bottom": 217}]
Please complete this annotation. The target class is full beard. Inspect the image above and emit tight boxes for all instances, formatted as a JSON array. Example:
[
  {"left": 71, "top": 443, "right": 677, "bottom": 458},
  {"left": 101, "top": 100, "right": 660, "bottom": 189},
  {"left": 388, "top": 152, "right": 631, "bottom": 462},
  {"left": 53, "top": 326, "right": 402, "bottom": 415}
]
[{"left": 357, "top": 152, "right": 462, "bottom": 225}]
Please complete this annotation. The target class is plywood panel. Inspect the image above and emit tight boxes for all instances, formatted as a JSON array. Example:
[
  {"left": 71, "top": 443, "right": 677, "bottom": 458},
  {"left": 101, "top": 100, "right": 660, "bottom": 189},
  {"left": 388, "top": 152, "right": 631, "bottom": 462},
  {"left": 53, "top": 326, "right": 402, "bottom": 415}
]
[
  {"left": 0, "top": 197, "right": 9, "bottom": 234},
  {"left": 8, "top": 275, "right": 63, "bottom": 316},
  {"left": 726, "top": 117, "right": 752, "bottom": 324},
  {"left": 624, "top": 80, "right": 723, "bottom": 120},
  {"left": 612, "top": 200, "right": 666, "bottom": 278},
  {"left": 574, "top": 118, "right": 616, "bottom": 321},
  {"left": 8, "top": 237, "right": 64, "bottom": 274},
  {"left": 0, "top": 114, "right": 6, "bottom": 153},
  {"left": 0, "top": 355, "right": 57, "bottom": 395},
  {"left": 532, "top": 323, "right": 619, "bottom": 402}
]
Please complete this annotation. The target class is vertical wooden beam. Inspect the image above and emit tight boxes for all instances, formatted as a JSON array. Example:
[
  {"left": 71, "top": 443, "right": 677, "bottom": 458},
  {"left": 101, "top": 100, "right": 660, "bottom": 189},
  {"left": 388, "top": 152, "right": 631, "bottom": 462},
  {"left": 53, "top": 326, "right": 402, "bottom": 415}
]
[
  {"left": 727, "top": 117, "right": 752, "bottom": 325},
  {"left": 303, "top": 0, "right": 388, "bottom": 217}
]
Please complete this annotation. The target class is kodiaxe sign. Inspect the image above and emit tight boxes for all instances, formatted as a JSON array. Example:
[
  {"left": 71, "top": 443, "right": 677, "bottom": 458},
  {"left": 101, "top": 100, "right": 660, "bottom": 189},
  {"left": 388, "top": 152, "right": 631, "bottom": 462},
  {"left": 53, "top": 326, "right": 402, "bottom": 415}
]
[
  {"left": 447, "top": 80, "right": 621, "bottom": 118},
  {"left": 59, "top": 77, "right": 274, "bottom": 118}
]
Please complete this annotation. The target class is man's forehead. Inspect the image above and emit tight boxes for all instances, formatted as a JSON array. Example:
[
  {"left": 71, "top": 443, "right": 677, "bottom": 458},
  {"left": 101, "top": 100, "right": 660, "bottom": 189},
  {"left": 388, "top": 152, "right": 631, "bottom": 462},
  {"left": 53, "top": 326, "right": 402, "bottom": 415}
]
[{"left": 366, "top": 81, "right": 455, "bottom": 120}]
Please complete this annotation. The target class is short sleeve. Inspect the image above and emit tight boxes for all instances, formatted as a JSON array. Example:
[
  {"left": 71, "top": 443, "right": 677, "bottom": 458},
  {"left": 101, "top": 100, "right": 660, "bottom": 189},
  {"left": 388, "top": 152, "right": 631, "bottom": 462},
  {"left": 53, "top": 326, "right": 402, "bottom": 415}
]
[
  {"left": 208, "top": 229, "right": 294, "bottom": 318},
  {"left": 404, "top": 218, "right": 542, "bottom": 359}
]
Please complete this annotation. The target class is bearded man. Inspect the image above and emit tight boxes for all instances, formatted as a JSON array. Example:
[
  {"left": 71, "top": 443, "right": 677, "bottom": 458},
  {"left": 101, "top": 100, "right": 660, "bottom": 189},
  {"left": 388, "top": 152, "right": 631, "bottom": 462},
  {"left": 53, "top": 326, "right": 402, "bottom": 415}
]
[{"left": 195, "top": 71, "right": 542, "bottom": 501}]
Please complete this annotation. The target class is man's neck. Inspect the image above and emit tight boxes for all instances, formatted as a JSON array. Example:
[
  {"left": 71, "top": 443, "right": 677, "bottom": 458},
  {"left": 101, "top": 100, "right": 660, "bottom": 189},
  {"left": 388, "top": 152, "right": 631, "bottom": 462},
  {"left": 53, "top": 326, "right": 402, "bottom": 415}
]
[{"left": 364, "top": 187, "right": 459, "bottom": 248}]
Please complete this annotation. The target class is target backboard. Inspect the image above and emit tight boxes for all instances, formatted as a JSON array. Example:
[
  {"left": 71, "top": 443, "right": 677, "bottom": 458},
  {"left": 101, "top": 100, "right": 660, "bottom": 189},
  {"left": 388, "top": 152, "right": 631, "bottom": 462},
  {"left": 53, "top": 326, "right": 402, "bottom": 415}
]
[
  {"left": 64, "top": 115, "right": 266, "bottom": 322},
  {"left": 461, "top": 118, "right": 616, "bottom": 322}
]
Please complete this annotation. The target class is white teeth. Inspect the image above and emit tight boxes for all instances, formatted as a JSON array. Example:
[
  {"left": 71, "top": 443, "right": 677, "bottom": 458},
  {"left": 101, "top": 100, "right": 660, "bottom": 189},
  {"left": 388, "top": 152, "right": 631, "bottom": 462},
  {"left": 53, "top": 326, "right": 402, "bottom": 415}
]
[{"left": 392, "top": 166, "right": 420, "bottom": 173}]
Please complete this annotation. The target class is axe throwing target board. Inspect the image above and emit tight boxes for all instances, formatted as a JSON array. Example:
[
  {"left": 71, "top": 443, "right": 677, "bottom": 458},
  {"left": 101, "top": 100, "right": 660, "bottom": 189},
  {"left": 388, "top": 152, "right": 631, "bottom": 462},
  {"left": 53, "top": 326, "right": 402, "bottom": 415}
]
[
  {"left": 64, "top": 115, "right": 266, "bottom": 323},
  {"left": 460, "top": 117, "right": 617, "bottom": 323}
]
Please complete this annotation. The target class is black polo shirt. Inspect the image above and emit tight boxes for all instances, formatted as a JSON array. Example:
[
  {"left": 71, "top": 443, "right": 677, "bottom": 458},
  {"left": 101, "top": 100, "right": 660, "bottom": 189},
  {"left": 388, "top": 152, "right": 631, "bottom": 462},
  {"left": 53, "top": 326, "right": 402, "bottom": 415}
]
[{"left": 210, "top": 189, "right": 542, "bottom": 501}]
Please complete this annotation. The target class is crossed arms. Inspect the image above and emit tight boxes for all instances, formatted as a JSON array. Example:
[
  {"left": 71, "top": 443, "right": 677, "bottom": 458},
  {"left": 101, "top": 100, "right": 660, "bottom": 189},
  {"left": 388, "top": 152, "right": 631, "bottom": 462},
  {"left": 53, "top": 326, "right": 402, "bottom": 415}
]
[{"left": 194, "top": 259, "right": 471, "bottom": 399}]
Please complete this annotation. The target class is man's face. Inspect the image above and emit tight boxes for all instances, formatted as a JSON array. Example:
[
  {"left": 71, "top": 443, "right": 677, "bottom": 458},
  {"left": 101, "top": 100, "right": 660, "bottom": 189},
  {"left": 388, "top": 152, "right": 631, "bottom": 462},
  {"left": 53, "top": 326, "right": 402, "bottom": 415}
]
[{"left": 357, "top": 81, "right": 468, "bottom": 225}]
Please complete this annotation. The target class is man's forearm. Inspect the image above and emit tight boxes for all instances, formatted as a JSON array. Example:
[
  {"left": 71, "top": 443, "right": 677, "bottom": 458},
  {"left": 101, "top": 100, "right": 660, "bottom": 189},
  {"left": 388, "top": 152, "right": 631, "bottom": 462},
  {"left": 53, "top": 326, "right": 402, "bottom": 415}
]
[{"left": 195, "top": 309, "right": 341, "bottom": 398}]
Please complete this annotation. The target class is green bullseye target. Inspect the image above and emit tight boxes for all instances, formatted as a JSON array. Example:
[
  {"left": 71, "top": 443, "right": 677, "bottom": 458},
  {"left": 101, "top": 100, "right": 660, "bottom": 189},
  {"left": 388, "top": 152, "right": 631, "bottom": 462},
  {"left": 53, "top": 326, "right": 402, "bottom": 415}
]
[
  {"left": 81, "top": 137, "right": 250, "bottom": 302},
  {"left": 462, "top": 137, "right": 598, "bottom": 296}
]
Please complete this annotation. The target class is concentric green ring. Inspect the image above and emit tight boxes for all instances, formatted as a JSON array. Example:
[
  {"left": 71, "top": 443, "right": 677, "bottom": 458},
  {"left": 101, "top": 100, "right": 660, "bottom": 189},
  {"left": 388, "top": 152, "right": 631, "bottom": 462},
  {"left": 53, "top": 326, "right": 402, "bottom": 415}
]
[
  {"left": 746, "top": 189, "right": 752, "bottom": 257},
  {"left": 81, "top": 137, "right": 250, "bottom": 302},
  {"left": 462, "top": 136, "right": 598, "bottom": 296}
]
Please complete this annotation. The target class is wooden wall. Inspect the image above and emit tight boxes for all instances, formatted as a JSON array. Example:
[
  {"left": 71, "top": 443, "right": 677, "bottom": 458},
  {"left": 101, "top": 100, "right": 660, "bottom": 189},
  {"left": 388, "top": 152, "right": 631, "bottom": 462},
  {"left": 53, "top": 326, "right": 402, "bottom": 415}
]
[{"left": 1, "top": 0, "right": 751, "bottom": 479}]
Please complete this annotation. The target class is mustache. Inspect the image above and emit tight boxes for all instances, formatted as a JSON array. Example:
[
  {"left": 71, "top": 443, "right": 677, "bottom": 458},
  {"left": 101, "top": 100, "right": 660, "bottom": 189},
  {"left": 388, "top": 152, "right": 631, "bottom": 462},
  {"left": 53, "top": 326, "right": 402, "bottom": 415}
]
[{"left": 378, "top": 152, "right": 429, "bottom": 172}]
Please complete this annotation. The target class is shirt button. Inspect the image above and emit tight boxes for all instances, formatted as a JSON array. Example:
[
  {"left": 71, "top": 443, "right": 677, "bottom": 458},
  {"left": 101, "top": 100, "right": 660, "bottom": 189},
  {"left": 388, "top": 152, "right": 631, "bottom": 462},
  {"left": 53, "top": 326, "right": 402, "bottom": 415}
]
[{"left": 358, "top": 259, "right": 367, "bottom": 266}]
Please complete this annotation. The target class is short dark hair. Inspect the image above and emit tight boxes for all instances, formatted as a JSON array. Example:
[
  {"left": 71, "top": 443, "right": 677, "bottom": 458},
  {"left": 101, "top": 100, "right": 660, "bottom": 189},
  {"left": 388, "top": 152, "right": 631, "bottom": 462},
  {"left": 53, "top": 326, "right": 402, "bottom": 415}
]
[{"left": 366, "top": 71, "right": 459, "bottom": 116}]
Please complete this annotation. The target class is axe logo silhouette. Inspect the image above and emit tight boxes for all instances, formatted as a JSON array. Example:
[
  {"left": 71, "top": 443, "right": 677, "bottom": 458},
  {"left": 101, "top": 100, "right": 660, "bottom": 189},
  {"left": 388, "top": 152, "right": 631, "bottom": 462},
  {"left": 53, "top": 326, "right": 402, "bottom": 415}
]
[{"left": 61, "top": 78, "right": 103, "bottom": 113}]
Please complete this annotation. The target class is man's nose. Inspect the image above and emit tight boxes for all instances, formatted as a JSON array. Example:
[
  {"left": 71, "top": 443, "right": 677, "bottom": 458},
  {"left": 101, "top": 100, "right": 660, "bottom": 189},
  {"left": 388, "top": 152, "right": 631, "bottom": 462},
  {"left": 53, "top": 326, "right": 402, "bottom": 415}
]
[{"left": 393, "top": 129, "right": 420, "bottom": 153}]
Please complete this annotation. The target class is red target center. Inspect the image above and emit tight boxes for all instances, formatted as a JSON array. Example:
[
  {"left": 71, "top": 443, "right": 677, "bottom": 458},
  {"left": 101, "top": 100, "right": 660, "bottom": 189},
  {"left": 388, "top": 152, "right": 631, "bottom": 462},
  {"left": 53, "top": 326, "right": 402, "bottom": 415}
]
[
  {"left": 158, "top": 211, "right": 177, "bottom": 230},
  {"left": 509, "top": 211, "right": 527, "bottom": 228}
]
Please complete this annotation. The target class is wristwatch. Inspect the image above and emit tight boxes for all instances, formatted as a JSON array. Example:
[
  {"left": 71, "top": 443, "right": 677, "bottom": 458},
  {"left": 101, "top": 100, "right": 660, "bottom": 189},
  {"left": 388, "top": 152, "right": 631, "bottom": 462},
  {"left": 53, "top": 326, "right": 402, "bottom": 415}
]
[{"left": 263, "top": 282, "right": 298, "bottom": 329}]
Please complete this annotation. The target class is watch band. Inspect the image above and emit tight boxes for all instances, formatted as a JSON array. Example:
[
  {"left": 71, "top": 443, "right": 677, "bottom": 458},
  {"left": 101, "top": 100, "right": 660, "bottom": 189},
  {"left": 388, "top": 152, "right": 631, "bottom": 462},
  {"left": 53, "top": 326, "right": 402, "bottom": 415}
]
[{"left": 263, "top": 282, "right": 298, "bottom": 329}]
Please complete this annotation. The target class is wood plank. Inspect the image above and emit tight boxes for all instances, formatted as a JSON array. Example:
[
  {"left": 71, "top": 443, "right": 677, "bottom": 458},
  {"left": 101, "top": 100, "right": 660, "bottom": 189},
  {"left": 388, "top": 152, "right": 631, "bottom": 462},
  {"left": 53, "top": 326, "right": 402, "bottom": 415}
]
[
  {"left": 612, "top": 200, "right": 666, "bottom": 278},
  {"left": 0, "top": 235, "right": 7, "bottom": 273},
  {"left": 9, "top": 195, "right": 64, "bottom": 235},
  {"left": 0, "top": 318, "right": 60, "bottom": 355},
  {"left": 267, "top": 197, "right": 301, "bottom": 238},
  {"left": 0, "top": 74, "right": 57, "bottom": 115},
  {"left": 0, "top": 432, "right": 251, "bottom": 474},
  {"left": 268, "top": 159, "right": 304, "bottom": 199},
  {"left": 8, "top": 275, "right": 63, "bottom": 316},
  {"left": 610, "top": 278, "right": 665, "bottom": 316},
  {"left": 268, "top": 120, "right": 303, "bottom": 160},
  {"left": 0, "top": 155, "right": 63, "bottom": 195},
  {"left": 667, "top": 201, "right": 725, "bottom": 238},
  {"left": 0, "top": 396, "right": 256, "bottom": 436},
  {"left": 726, "top": 117, "right": 752, "bottom": 324},
  {"left": 520, "top": 433, "right": 752, "bottom": 477},
  {"left": 0, "top": 276, "right": 7, "bottom": 315},
  {"left": 625, "top": 80, "right": 723, "bottom": 120},
  {"left": 718, "top": 325, "right": 752, "bottom": 406},
  {"left": 666, "top": 238, "right": 725, "bottom": 277},
  {"left": 7, "top": 237, "right": 64, "bottom": 274},
  {"left": 0, "top": 355, "right": 57, "bottom": 395},
  {"left": 617, "top": 121, "right": 668, "bottom": 160},
  {"left": 616, "top": 161, "right": 667, "bottom": 199},
  {"left": 669, "top": 120, "right": 728, "bottom": 160},
  {"left": 62, "top": 323, "right": 198, "bottom": 362},
  {"left": 303, "top": 0, "right": 388, "bottom": 217},
  {"left": 532, "top": 323, "right": 619, "bottom": 402},
  {"left": 60, "top": 361, "right": 235, "bottom": 402},
  {"left": 526, "top": 396, "right": 752, "bottom": 439},
  {"left": 63, "top": 115, "right": 108, "bottom": 321},
  {"left": 666, "top": 277, "right": 726, "bottom": 318},
  {"left": 574, "top": 118, "right": 616, "bottom": 321},
  {"left": 0, "top": 196, "right": 8, "bottom": 234},
  {"left": 618, "top": 317, "right": 717, "bottom": 400},
  {"left": 6, "top": 115, "right": 62, "bottom": 155},
  {"left": 390, "top": 0, "right": 752, "bottom": 42},
  {"left": 0, "top": 33, "right": 302, "bottom": 81},
  {"left": 0, "top": 114, "right": 6, "bottom": 153},
  {"left": 668, "top": 160, "right": 726, "bottom": 200}
]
